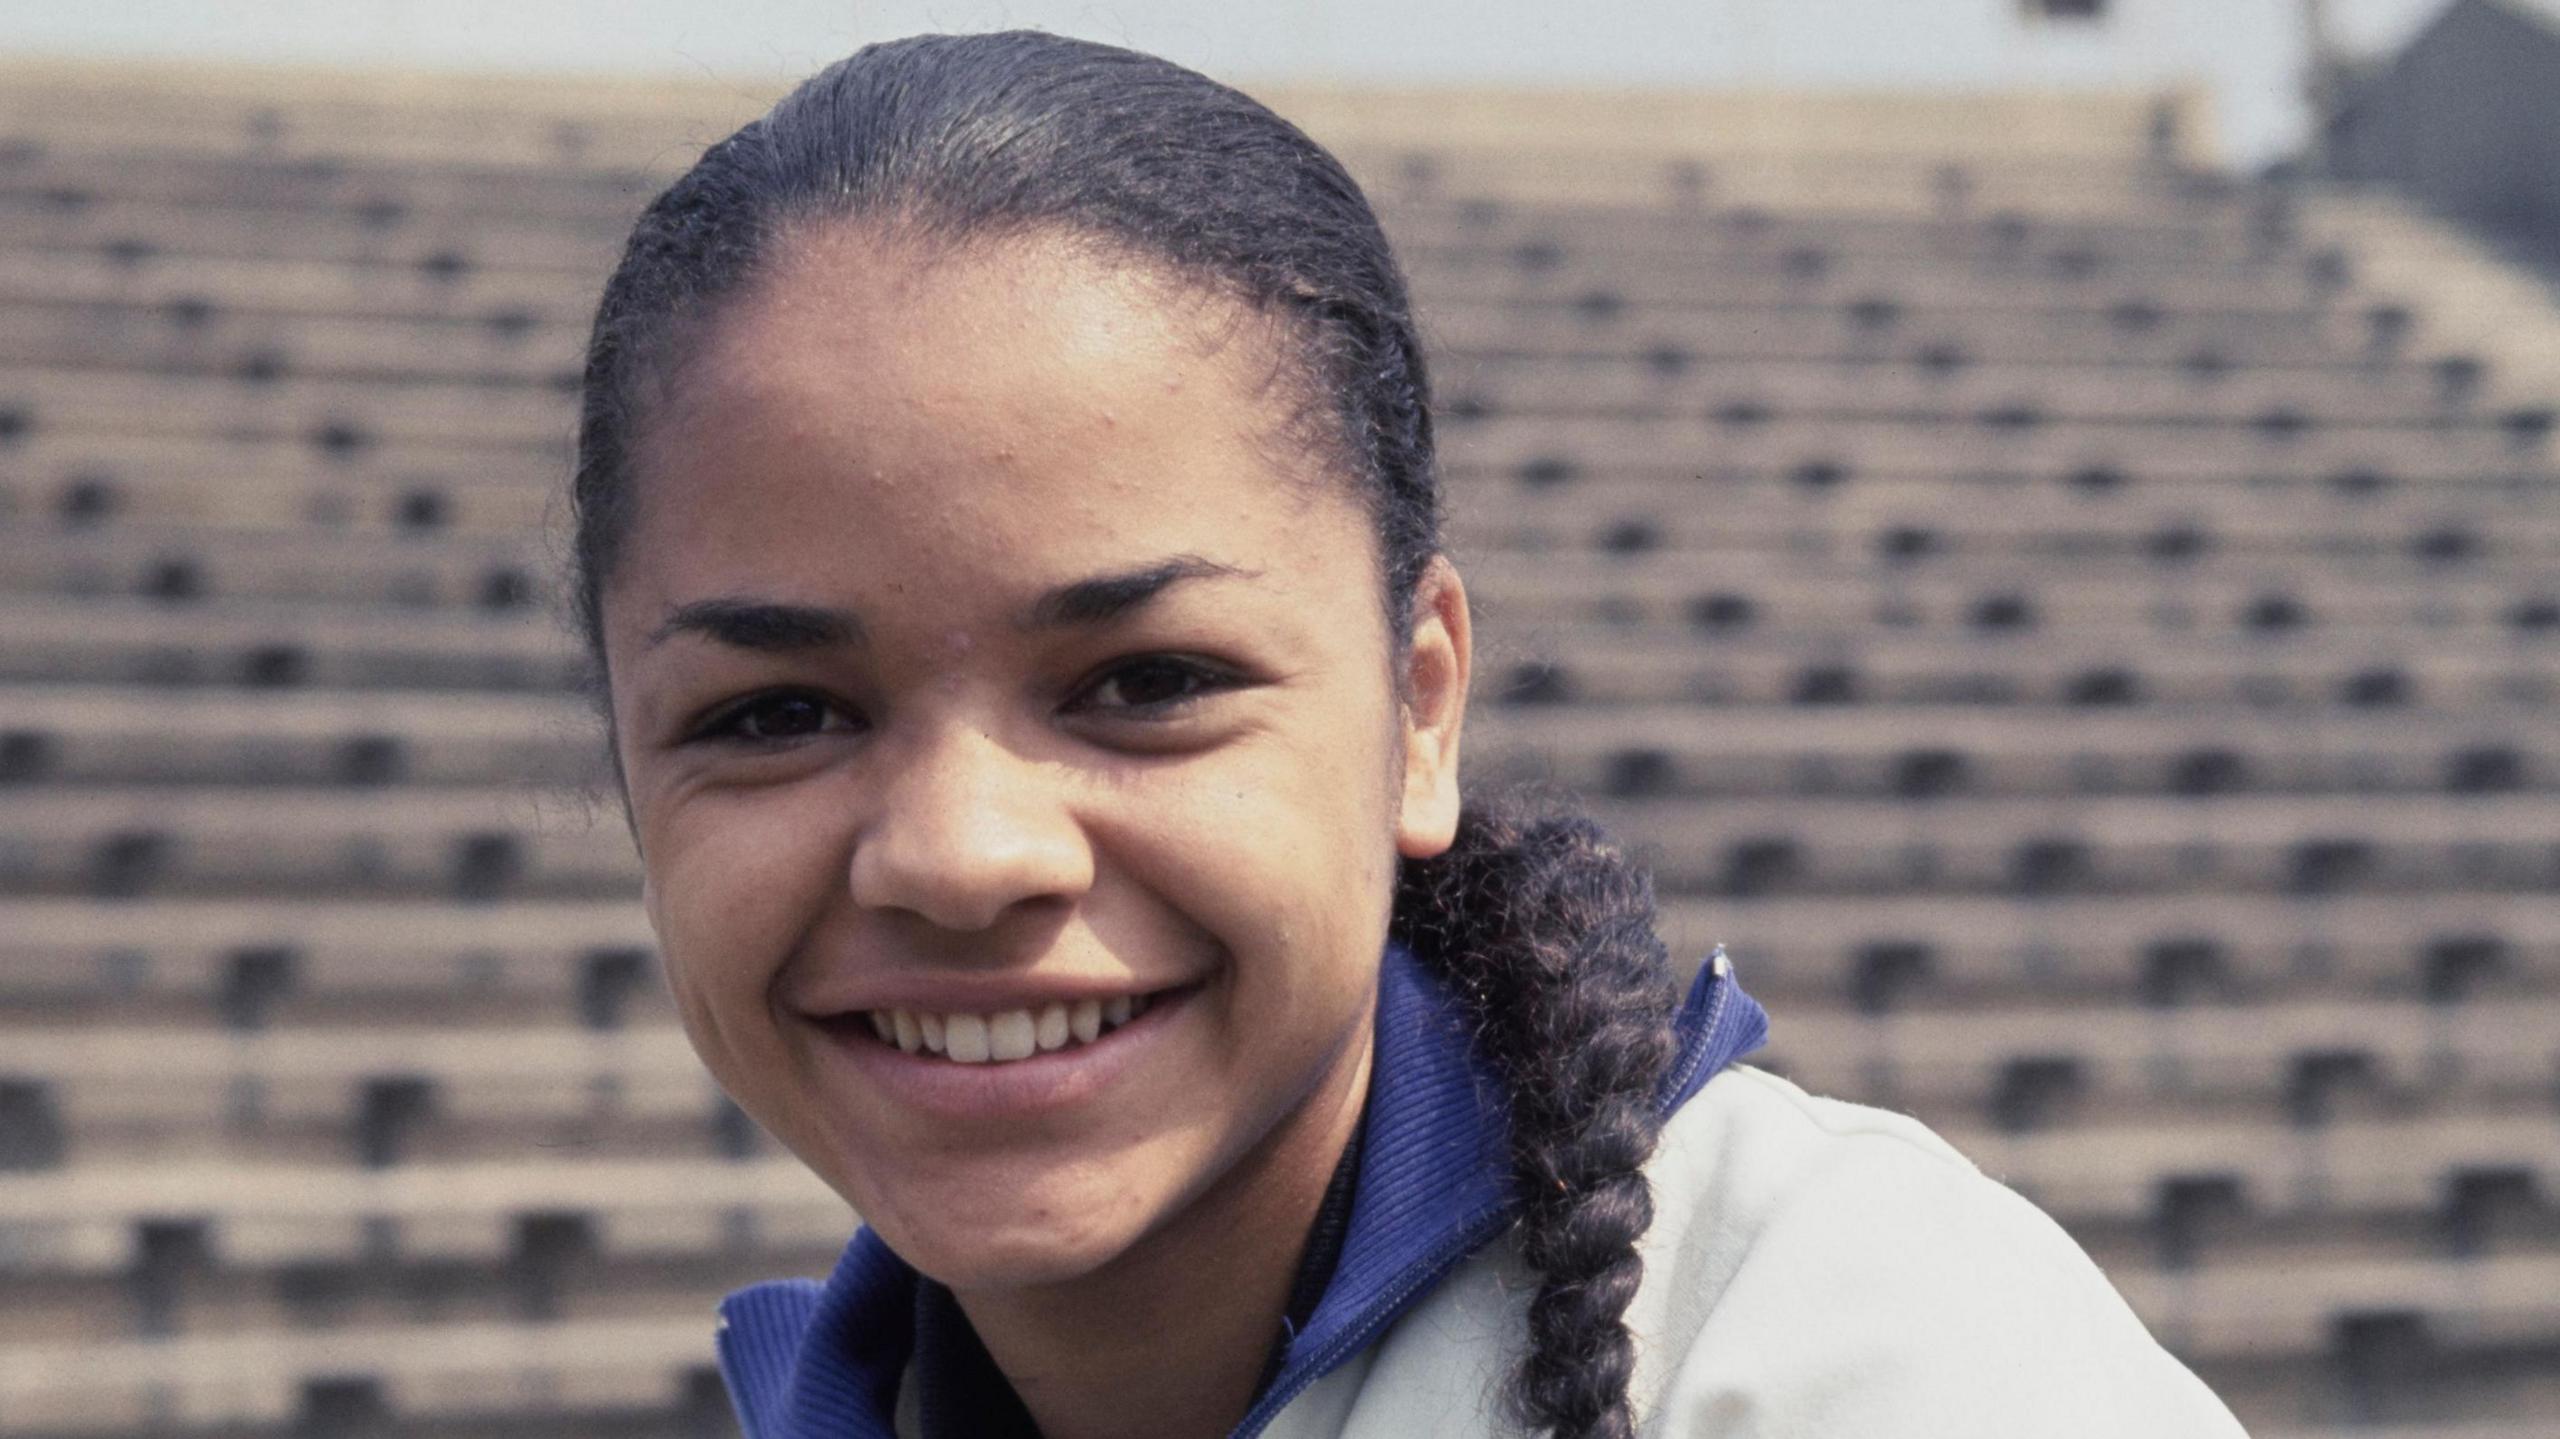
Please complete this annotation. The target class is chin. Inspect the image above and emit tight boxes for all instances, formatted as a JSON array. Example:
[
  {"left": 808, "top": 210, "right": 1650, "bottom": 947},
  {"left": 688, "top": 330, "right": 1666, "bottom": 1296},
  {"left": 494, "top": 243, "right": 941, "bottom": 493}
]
[
  {"left": 801, "top": 1126, "right": 1157, "bottom": 1288},
  {"left": 875, "top": 1182, "right": 1154, "bottom": 1293}
]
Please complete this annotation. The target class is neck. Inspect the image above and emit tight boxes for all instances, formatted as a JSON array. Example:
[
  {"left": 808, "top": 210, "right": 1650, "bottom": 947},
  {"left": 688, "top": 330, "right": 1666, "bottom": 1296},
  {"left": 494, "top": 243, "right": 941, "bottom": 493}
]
[{"left": 954, "top": 1019, "right": 1374, "bottom": 1439}]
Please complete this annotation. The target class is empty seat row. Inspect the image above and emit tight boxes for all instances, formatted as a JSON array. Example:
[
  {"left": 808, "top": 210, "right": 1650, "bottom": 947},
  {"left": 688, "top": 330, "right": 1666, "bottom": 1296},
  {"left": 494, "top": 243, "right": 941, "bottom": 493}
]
[
  {"left": 0, "top": 79, "right": 733, "bottom": 171},
  {"left": 3, "top": 1071, "right": 733, "bottom": 1175},
  {"left": 9, "top": 301, "right": 2474, "bottom": 433},
  {"left": 0, "top": 785, "right": 631, "bottom": 901},
  {"left": 15, "top": 604, "right": 2558, "bottom": 713},
  {"left": 13, "top": 450, "right": 2548, "bottom": 545},
  {"left": 1411, "top": 229, "right": 2343, "bottom": 297},
  {"left": 5, "top": 203, "right": 2348, "bottom": 318},
  {"left": 6, "top": 217, "right": 2352, "bottom": 318},
  {"left": 0, "top": 144, "right": 649, "bottom": 229},
  {"left": 1935, "top": 1110, "right": 2560, "bottom": 1226},
  {"left": 1459, "top": 558, "right": 2560, "bottom": 635},
  {"left": 1375, "top": 185, "right": 2311, "bottom": 257},
  {"left": 0, "top": 896, "right": 654, "bottom": 1020},
  {"left": 0, "top": 297, "right": 581, "bottom": 393},
  {"left": 1, "top": 191, "right": 615, "bottom": 273},
  {"left": 12, "top": 526, "right": 2559, "bottom": 641},
  {"left": 1597, "top": 791, "right": 2560, "bottom": 897},
  {"left": 11, "top": 684, "right": 2548, "bottom": 796},
  {"left": 1440, "top": 407, "right": 2549, "bottom": 470},
  {"left": 0, "top": 528, "right": 550, "bottom": 612},
  {"left": 1762, "top": 994, "right": 2560, "bottom": 1121},
  {"left": 1487, "top": 638, "right": 2560, "bottom": 712},
  {"left": 1, "top": 888, "right": 2540, "bottom": 1024},
  {"left": 1447, "top": 496, "right": 2560, "bottom": 562},
  {"left": 0, "top": 284, "right": 2387, "bottom": 389},
  {"left": 1657, "top": 892, "right": 2560, "bottom": 1006},
  {"left": 5, "top": 782, "right": 2557, "bottom": 902},
  {"left": 0, "top": 599, "right": 578, "bottom": 692},
  {"left": 1448, "top": 451, "right": 2555, "bottom": 493},
  {"left": 21, "top": 997, "right": 2547, "bottom": 1159},
  {"left": 1438, "top": 353, "right": 2460, "bottom": 421},
  {"left": 0, "top": 464, "right": 559, "bottom": 536},
  {"left": 1, "top": 886, "right": 2543, "bottom": 1019},
  {"left": 3, "top": 221, "right": 2354, "bottom": 347},
  {"left": 0, "top": 362, "right": 566, "bottom": 448},
  {"left": 1, "top": 113, "right": 2270, "bottom": 254},
  {"left": 7, "top": 589, "right": 2557, "bottom": 707},
  {"left": 0, "top": 1154, "right": 840, "bottom": 1264},
  {"left": 0, "top": 685, "right": 602, "bottom": 789},
  {"left": 0, "top": 1310, "right": 733, "bottom": 1435}
]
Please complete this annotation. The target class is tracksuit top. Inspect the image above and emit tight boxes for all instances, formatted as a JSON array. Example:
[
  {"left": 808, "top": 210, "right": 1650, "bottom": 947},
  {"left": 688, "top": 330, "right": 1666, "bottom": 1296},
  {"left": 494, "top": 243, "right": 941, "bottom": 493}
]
[{"left": 711, "top": 944, "right": 2252, "bottom": 1437}]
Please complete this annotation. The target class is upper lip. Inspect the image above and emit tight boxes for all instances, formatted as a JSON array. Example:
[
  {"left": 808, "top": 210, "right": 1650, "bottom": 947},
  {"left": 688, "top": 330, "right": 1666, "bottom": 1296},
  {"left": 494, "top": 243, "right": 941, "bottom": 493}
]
[{"left": 795, "top": 975, "right": 1187, "bottom": 1020}]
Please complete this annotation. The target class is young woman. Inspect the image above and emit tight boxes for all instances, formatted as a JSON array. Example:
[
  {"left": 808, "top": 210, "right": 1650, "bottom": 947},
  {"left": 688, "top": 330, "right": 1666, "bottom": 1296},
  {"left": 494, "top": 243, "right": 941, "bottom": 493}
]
[{"left": 568, "top": 30, "right": 2250, "bottom": 1439}]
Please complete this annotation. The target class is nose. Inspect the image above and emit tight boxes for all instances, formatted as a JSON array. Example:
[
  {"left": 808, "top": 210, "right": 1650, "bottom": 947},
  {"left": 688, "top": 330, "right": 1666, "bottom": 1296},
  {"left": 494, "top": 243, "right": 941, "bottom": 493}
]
[{"left": 848, "top": 723, "right": 1094, "bottom": 932}]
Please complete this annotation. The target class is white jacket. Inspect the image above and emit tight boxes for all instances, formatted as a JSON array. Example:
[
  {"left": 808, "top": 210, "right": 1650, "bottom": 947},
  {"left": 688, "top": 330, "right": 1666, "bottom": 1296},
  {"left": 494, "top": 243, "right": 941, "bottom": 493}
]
[{"left": 1265, "top": 1063, "right": 2251, "bottom": 1438}]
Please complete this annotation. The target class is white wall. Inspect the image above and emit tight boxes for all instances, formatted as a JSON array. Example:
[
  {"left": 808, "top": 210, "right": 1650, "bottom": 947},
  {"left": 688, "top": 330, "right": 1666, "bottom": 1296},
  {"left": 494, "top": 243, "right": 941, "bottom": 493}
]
[{"left": 0, "top": 0, "right": 2479, "bottom": 169}]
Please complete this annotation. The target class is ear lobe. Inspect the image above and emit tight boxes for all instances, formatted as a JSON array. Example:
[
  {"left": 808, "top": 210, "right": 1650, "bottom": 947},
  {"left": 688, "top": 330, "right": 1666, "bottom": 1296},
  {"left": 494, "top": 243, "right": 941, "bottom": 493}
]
[{"left": 1394, "top": 557, "right": 1471, "bottom": 860}]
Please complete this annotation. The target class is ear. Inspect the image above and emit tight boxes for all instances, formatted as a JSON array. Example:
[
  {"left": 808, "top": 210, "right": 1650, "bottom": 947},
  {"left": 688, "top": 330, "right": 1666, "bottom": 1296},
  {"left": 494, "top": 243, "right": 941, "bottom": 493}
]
[{"left": 1394, "top": 555, "right": 1471, "bottom": 860}]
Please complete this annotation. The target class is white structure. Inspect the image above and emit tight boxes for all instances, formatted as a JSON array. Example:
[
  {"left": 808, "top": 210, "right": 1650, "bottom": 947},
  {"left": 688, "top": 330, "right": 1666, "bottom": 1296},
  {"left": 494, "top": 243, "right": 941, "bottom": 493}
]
[{"left": 0, "top": 1, "right": 2485, "bottom": 169}]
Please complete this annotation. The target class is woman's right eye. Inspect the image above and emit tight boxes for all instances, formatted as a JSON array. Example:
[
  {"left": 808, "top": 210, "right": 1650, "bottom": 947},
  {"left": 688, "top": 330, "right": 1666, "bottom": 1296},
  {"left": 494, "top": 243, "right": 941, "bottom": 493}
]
[{"left": 693, "top": 690, "right": 861, "bottom": 745}]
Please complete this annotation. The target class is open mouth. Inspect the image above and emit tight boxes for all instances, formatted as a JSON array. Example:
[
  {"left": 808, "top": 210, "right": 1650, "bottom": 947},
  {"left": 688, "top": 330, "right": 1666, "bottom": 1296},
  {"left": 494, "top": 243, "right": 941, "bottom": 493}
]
[{"left": 832, "top": 988, "right": 1179, "bottom": 1066}]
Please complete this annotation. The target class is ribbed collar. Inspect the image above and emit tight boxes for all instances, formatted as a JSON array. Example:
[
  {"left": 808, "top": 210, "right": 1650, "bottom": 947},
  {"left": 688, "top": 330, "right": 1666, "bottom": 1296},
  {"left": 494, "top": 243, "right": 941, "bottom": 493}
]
[{"left": 714, "top": 943, "right": 1768, "bottom": 1439}]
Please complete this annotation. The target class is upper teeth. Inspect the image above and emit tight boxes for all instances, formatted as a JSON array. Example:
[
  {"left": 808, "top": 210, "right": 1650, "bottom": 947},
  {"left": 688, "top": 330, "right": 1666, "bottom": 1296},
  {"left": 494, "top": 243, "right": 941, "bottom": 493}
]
[{"left": 865, "top": 995, "right": 1147, "bottom": 1063}]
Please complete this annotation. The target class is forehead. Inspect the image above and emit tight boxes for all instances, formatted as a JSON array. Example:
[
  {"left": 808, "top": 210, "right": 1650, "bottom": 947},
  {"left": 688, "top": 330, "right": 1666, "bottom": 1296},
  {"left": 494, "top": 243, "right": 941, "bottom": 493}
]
[{"left": 610, "top": 223, "right": 1373, "bottom": 621}]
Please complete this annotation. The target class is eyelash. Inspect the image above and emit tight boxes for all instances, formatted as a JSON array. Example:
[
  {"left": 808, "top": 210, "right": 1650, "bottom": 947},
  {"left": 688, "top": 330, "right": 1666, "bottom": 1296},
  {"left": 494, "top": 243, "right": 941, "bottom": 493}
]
[
  {"left": 687, "top": 655, "right": 1242, "bottom": 746},
  {"left": 691, "top": 690, "right": 856, "bottom": 746},
  {"left": 1063, "top": 654, "right": 1240, "bottom": 716}
]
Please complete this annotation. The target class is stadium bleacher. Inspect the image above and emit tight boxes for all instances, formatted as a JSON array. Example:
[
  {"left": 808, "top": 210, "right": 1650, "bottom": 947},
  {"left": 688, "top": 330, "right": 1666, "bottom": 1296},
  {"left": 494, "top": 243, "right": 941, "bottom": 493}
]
[{"left": 0, "top": 59, "right": 2554, "bottom": 1437}]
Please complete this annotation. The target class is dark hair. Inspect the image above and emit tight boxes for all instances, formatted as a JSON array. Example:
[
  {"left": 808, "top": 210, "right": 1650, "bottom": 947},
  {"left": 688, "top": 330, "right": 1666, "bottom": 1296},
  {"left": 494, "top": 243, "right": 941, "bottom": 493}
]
[{"left": 569, "top": 31, "right": 1678, "bottom": 1439}]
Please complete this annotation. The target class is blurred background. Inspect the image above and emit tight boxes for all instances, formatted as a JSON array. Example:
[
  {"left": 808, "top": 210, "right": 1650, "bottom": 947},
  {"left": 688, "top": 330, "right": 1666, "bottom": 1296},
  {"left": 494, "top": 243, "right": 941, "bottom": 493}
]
[{"left": 0, "top": 1, "right": 2554, "bottom": 1435}]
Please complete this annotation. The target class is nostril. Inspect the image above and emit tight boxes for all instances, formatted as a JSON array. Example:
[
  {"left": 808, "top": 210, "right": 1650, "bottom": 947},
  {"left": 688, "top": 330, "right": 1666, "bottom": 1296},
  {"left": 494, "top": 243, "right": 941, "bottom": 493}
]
[{"left": 846, "top": 771, "right": 1097, "bottom": 932}]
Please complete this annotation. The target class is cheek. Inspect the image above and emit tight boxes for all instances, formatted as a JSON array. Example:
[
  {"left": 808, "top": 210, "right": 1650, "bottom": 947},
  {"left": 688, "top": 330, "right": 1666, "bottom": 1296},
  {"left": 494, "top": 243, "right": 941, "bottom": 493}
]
[
  {"left": 1115, "top": 706, "right": 1404, "bottom": 1013},
  {"left": 640, "top": 787, "right": 851, "bottom": 1071}
]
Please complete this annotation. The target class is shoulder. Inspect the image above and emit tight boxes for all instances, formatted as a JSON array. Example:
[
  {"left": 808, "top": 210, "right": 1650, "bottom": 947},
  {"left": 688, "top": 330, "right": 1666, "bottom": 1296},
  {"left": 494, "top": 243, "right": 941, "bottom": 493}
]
[
  {"left": 1276, "top": 1065, "right": 2251, "bottom": 1439},
  {"left": 1623, "top": 1065, "right": 2250, "bottom": 1437}
]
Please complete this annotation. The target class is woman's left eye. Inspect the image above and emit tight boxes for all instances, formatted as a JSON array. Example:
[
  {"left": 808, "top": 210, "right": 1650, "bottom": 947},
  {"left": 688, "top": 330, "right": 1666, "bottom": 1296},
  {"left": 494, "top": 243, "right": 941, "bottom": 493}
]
[{"left": 1071, "top": 656, "right": 1233, "bottom": 715}]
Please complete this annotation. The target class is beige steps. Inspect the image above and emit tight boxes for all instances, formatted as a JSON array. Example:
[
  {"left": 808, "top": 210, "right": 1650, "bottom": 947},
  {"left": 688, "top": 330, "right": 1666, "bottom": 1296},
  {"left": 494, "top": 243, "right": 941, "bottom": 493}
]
[
  {"left": 1659, "top": 892, "right": 2560, "bottom": 1002},
  {"left": 1762, "top": 995, "right": 2560, "bottom": 1115},
  {"left": 0, "top": 684, "right": 604, "bottom": 788},
  {"left": 9, "top": 526, "right": 2559, "bottom": 641},
  {"left": 1594, "top": 791, "right": 2560, "bottom": 896},
  {"left": 10, "top": 594, "right": 2554, "bottom": 712},
  {"left": 9, "top": 685, "right": 2547, "bottom": 794},
  {"left": 0, "top": 1311, "right": 730, "bottom": 1433},
  {"left": 0, "top": 897, "right": 653, "bottom": 1016},
  {"left": 8, "top": 783, "right": 2560, "bottom": 902}
]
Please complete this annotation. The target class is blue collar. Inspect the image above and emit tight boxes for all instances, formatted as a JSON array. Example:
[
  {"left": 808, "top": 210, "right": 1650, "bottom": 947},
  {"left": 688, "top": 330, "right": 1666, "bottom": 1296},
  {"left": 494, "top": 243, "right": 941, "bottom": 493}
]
[{"left": 713, "top": 943, "right": 1768, "bottom": 1439}]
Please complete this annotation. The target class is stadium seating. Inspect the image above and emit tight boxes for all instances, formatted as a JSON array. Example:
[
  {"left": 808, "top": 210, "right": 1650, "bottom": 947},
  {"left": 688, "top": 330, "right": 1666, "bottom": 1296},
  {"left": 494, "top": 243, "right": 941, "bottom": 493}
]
[{"left": 0, "top": 58, "right": 2553, "bottom": 1436}]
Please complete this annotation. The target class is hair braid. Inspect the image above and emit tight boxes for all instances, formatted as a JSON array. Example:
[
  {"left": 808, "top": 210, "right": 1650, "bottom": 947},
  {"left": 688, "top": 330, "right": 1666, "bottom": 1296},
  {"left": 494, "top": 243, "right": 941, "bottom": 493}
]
[{"left": 1392, "top": 790, "right": 1682, "bottom": 1439}]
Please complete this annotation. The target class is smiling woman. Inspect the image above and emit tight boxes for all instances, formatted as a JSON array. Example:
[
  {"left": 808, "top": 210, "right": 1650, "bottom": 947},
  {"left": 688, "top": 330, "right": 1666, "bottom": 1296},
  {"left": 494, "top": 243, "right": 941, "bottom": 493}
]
[{"left": 566, "top": 30, "right": 2249, "bottom": 1439}]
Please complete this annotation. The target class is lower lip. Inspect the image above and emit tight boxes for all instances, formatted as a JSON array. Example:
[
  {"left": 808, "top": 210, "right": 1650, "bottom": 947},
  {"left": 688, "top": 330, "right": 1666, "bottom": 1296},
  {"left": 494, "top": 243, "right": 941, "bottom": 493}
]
[{"left": 806, "top": 987, "right": 1197, "bottom": 1122}]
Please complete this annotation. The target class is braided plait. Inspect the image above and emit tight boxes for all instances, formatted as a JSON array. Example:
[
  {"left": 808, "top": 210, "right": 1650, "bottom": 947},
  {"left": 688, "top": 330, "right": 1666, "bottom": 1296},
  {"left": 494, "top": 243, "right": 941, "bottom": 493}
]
[{"left": 1393, "top": 792, "right": 1681, "bottom": 1439}]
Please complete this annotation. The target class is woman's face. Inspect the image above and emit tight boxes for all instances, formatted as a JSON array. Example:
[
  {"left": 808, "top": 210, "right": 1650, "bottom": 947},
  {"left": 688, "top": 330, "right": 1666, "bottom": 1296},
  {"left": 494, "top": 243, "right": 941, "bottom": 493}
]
[{"left": 598, "top": 225, "right": 1467, "bottom": 1292}]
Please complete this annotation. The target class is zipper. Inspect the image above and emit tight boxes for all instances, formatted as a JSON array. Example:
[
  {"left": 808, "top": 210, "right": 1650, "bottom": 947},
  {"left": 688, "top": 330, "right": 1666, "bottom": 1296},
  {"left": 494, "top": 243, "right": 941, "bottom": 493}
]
[
  {"left": 713, "top": 1316, "right": 756, "bottom": 1439},
  {"left": 1654, "top": 945, "right": 1736, "bottom": 1110},
  {"left": 1228, "top": 1202, "right": 1513, "bottom": 1438},
  {"left": 1229, "top": 954, "right": 1742, "bottom": 1438}
]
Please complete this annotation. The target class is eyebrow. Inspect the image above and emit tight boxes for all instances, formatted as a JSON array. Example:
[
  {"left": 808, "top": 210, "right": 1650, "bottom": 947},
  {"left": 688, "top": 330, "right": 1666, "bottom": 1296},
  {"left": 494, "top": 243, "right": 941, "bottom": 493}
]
[
  {"left": 645, "top": 555, "right": 1255, "bottom": 652},
  {"left": 1022, "top": 555, "right": 1256, "bottom": 629},
  {"left": 646, "top": 596, "right": 863, "bottom": 652}
]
